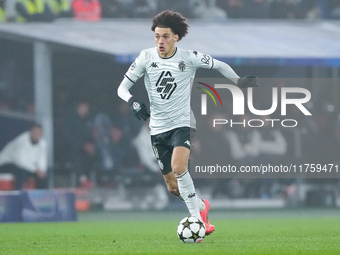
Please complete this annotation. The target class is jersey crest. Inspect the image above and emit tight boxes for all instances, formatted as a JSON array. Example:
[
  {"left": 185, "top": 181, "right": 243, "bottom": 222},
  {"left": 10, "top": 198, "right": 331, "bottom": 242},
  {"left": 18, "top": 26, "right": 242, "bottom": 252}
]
[{"left": 178, "top": 61, "right": 186, "bottom": 72}]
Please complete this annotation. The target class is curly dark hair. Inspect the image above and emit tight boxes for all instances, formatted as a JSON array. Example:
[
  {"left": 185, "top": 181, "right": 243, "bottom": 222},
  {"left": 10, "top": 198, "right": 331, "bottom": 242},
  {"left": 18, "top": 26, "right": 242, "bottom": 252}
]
[{"left": 151, "top": 10, "right": 189, "bottom": 41}]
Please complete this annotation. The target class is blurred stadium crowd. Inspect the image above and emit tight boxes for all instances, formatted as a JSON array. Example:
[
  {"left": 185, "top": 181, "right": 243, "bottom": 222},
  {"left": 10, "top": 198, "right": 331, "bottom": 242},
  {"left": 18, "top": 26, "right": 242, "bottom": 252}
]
[{"left": 0, "top": 0, "right": 340, "bottom": 22}]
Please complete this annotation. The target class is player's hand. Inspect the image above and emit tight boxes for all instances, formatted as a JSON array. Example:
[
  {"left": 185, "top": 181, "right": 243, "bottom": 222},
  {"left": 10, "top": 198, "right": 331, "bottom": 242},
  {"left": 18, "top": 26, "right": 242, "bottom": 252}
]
[
  {"left": 128, "top": 96, "right": 150, "bottom": 121},
  {"left": 237, "top": 75, "right": 258, "bottom": 88}
]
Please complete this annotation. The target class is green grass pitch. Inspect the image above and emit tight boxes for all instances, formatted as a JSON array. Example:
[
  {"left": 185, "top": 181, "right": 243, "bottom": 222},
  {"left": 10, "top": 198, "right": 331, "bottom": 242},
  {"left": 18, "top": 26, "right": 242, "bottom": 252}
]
[{"left": 1, "top": 209, "right": 340, "bottom": 255}]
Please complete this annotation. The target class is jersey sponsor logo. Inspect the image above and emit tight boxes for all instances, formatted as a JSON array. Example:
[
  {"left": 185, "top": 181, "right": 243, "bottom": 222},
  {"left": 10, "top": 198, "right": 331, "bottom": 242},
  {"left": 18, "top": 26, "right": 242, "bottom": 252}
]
[
  {"left": 201, "top": 55, "right": 210, "bottom": 65},
  {"left": 151, "top": 62, "right": 159, "bottom": 68},
  {"left": 155, "top": 71, "right": 177, "bottom": 99},
  {"left": 178, "top": 61, "right": 186, "bottom": 72}
]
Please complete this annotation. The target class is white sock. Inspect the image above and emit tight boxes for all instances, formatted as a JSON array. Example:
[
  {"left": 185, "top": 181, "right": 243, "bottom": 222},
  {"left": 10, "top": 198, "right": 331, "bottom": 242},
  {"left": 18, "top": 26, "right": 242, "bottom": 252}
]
[
  {"left": 176, "top": 193, "right": 205, "bottom": 212},
  {"left": 176, "top": 170, "right": 202, "bottom": 220},
  {"left": 197, "top": 198, "right": 206, "bottom": 212}
]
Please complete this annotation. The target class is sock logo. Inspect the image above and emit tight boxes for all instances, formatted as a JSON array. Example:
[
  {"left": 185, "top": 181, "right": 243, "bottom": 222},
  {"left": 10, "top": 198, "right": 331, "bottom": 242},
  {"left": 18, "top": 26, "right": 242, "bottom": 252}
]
[{"left": 188, "top": 193, "right": 196, "bottom": 198}]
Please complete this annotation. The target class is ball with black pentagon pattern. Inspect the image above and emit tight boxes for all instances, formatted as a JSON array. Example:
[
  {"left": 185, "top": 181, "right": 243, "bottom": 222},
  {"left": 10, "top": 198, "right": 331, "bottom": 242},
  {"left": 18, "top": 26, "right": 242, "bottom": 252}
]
[{"left": 177, "top": 216, "right": 206, "bottom": 243}]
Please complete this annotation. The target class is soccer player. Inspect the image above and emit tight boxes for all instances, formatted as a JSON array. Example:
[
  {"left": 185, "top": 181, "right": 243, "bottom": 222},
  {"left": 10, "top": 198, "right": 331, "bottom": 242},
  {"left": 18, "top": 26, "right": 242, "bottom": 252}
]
[{"left": 117, "top": 10, "right": 257, "bottom": 235}]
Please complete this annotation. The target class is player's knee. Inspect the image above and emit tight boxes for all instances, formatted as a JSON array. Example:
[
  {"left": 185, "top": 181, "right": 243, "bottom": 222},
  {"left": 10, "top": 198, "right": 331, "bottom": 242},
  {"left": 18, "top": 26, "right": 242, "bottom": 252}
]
[{"left": 171, "top": 163, "right": 186, "bottom": 176}]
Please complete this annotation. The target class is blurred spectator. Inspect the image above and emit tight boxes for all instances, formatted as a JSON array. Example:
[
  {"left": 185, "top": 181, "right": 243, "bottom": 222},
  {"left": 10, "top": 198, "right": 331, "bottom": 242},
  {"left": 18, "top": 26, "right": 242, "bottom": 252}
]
[
  {"left": 158, "top": 0, "right": 193, "bottom": 18},
  {"left": 286, "top": 101, "right": 318, "bottom": 164},
  {"left": 198, "top": 113, "right": 234, "bottom": 198},
  {"left": 47, "top": 0, "right": 73, "bottom": 18},
  {"left": 298, "top": 0, "right": 320, "bottom": 19},
  {"left": 16, "top": 0, "right": 55, "bottom": 22},
  {"left": 191, "top": 0, "right": 227, "bottom": 20},
  {"left": 54, "top": 87, "right": 73, "bottom": 169},
  {"left": 100, "top": 0, "right": 128, "bottom": 18},
  {"left": 131, "top": 0, "right": 157, "bottom": 18},
  {"left": 0, "top": 97, "right": 11, "bottom": 111},
  {"left": 65, "top": 101, "right": 97, "bottom": 188},
  {"left": 0, "top": 0, "right": 6, "bottom": 22},
  {"left": 199, "top": 113, "right": 233, "bottom": 166},
  {"left": 312, "top": 106, "right": 338, "bottom": 164},
  {"left": 93, "top": 112, "right": 117, "bottom": 184},
  {"left": 224, "top": 115, "right": 260, "bottom": 165},
  {"left": 111, "top": 101, "right": 142, "bottom": 172},
  {"left": 0, "top": 123, "right": 48, "bottom": 189},
  {"left": 328, "top": 0, "right": 340, "bottom": 19},
  {"left": 71, "top": 0, "right": 102, "bottom": 21},
  {"left": 269, "top": 0, "right": 298, "bottom": 19},
  {"left": 257, "top": 115, "right": 287, "bottom": 163},
  {"left": 132, "top": 120, "right": 159, "bottom": 173},
  {"left": 242, "top": 0, "right": 269, "bottom": 19},
  {"left": 0, "top": 38, "right": 35, "bottom": 114},
  {"left": 224, "top": 114, "right": 261, "bottom": 198},
  {"left": 335, "top": 113, "right": 340, "bottom": 160},
  {"left": 216, "top": 0, "right": 244, "bottom": 19},
  {"left": 256, "top": 115, "right": 287, "bottom": 198}
]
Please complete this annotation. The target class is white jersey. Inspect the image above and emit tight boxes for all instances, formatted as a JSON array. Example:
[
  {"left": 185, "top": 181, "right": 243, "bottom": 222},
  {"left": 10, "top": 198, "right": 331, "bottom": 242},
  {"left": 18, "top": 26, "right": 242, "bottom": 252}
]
[{"left": 125, "top": 47, "right": 215, "bottom": 135}]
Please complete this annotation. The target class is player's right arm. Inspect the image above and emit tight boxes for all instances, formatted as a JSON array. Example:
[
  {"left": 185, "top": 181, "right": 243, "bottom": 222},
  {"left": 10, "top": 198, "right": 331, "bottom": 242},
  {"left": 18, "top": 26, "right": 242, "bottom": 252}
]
[
  {"left": 117, "top": 51, "right": 150, "bottom": 121},
  {"left": 117, "top": 77, "right": 134, "bottom": 103}
]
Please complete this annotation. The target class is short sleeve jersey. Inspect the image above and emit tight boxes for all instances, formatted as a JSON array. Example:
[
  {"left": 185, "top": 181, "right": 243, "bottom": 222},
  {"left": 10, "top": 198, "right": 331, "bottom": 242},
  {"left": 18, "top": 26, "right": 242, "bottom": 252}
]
[{"left": 125, "top": 47, "right": 214, "bottom": 135}]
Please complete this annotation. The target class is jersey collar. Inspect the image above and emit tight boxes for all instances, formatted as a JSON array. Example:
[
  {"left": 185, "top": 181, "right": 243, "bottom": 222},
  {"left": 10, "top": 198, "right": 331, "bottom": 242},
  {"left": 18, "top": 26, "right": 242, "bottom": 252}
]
[{"left": 159, "top": 47, "right": 177, "bottom": 59}]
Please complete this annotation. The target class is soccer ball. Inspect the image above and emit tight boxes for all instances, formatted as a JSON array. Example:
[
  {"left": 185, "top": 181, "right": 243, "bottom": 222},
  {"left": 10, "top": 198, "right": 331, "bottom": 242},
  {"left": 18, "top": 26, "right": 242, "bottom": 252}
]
[{"left": 177, "top": 216, "right": 206, "bottom": 243}]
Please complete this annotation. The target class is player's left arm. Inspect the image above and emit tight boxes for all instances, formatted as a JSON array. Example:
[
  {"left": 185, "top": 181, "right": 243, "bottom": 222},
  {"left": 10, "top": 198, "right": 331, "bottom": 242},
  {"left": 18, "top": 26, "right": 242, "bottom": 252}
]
[
  {"left": 190, "top": 51, "right": 257, "bottom": 88},
  {"left": 213, "top": 59, "right": 258, "bottom": 88}
]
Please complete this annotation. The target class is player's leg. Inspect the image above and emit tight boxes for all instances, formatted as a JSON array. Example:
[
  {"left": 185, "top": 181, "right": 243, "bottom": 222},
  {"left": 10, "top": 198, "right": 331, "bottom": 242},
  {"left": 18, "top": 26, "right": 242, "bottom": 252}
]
[
  {"left": 171, "top": 146, "right": 215, "bottom": 235},
  {"left": 151, "top": 133, "right": 183, "bottom": 199},
  {"left": 162, "top": 167, "right": 206, "bottom": 211},
  {"left": 171, "top": 146, "right": 201, "bottom": 218},
  {"left": 152, "top": 137, "right": 205, "bottom": 210},
  {"left": 170, "top": 128, "right": 205, "bottom": 211},
  {"left": 151, "top": 129, "right": 215, "bottom": 234},
  {"left": 162, "top": 170, "right": 181, "bottom": 197}
]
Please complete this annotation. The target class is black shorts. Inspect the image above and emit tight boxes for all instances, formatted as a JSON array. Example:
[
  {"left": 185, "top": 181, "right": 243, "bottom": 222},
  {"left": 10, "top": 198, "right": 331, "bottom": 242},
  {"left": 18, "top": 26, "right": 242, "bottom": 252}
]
[{"left": 151, "top": 127, "right": 196, "bottom": 175}]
